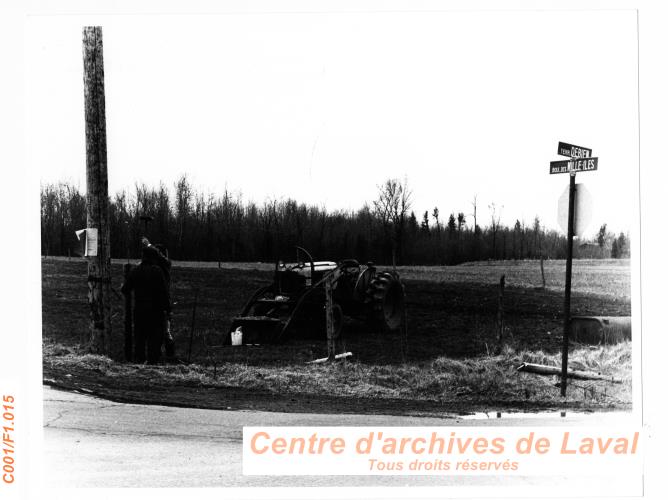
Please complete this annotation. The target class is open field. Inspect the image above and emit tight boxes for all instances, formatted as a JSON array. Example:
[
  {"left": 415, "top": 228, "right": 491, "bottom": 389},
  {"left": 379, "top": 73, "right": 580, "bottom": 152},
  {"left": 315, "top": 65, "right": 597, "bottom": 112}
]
[
  {"left": 42, "top": 257, "right": 631, "bottom": 412},
  {"left": 45, "top": 256, "right": 633, "bottom": 299},
  {"left": 389, "top": 259, "right": 631, "bottom": 300}
]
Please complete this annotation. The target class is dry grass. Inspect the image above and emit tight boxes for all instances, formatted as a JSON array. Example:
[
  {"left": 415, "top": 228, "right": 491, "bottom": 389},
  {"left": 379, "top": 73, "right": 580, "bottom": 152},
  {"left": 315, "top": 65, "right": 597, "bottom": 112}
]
[{"left": 43, "top": 340, "right": 631, "bottom": 408}]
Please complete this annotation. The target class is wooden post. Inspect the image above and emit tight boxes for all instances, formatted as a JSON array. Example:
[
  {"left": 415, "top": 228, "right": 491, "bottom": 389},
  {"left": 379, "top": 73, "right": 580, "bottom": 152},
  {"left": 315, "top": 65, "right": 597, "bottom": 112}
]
[
  {"left": 401, "top": 281, "right": 408, "bottom": 362},
  {"left": 187, "top": 289, "right": 199, "bottom": 363},
  {"left": 123, "top": 263, "right": 133, "bottom": 361},
  {"left": 82, "top": 26, "right": 112, "bottom": 355},
  {"left": 497, "top": 275, "right": 505, "bottom": 349},
  {"left": 540, "top": 255, "right": 546, "bottom": 289},
  {"left": 325, "top": 278, "right": 336, "bottom": 361},
  {"left": 561, "top": 174, "right": 577, "bottom": 396}
]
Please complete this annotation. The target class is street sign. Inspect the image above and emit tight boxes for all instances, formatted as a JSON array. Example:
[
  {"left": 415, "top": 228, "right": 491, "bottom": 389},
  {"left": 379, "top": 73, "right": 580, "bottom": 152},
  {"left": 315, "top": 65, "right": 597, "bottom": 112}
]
[
  {"left": 550, "top": 157, "right": 598, "bottom": 174},
  {"left": 558, "top": 142, "right": 592, "bottom": 159},
  {"left": 558, "top": 183, "right": 592, "bottom": 238},
  {"left": 551, "top": 141, "right": 598, "bottom": 398}
]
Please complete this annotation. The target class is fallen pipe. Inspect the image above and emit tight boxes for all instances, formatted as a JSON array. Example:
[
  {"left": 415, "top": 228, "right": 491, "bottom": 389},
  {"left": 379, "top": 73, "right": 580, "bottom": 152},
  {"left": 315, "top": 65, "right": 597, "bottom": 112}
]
[
  {"left": 516, "top": 362, "right": 623, "bottom": 384},
  {"left": 308, "top": 352, "right": 353, "bottom": 364}
]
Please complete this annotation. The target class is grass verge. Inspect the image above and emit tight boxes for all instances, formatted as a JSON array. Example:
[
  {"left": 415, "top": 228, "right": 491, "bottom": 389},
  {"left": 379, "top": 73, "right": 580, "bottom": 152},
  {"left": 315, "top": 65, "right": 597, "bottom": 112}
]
[{"left": 43, "top": 340, "right": 631, "bottom": 412}]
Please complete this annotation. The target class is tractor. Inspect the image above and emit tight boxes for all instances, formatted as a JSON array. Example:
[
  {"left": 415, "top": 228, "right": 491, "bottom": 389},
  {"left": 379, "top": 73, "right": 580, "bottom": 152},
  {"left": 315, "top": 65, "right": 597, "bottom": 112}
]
[{"left": 227, "top": 247, "right": 405, "bottom": 344}]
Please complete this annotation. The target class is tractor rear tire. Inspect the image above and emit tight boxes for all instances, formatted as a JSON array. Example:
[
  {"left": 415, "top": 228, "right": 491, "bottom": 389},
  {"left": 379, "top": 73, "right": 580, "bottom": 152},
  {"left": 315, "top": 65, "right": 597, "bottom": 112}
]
[{"left": 367, "top": 272, "right": 405, "bottom": 332}]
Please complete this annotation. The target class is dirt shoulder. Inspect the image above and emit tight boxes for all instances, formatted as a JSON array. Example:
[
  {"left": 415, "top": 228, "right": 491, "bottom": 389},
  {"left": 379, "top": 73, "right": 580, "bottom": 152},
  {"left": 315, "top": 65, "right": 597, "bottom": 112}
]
[{"left": 42, "top": 366, "right": 610, "bottom": 417}]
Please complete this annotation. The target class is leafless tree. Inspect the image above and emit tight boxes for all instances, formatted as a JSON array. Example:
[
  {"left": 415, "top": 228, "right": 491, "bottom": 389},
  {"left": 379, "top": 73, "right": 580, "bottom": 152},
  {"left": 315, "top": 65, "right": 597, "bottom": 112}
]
[
  {"left": 432, "top": 207, "right": 440, "bottom": 232},
  {"left": 532, "top": 216, "right": 542, "bottom": 258},
  {"left": 470, "top": 195, "right": 481, "bottom": 259},
  {"left": 373, "top": 178, "right": 413, "bottom": 265},
  {"left": 489, "top": 202, "right": 503, "bottom": 259},
  {"left": 174, "top": 174, "right": 193, "bottom": 258},
  {"left": 457, "top": 212, "right": 466, "bottom": 233},
  {"left": 470, "top": 195, "right": 478, "bottom": 234}
]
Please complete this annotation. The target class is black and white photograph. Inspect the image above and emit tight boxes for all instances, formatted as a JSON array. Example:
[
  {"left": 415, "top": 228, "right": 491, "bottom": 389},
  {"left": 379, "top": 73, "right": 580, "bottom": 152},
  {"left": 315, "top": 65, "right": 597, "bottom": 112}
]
[{"left": 3, "top": 0, "right": 668, "bottom": 499}]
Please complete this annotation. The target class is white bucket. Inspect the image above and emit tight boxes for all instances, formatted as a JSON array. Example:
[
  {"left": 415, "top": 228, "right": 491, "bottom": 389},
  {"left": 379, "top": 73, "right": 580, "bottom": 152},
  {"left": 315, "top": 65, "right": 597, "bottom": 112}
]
[{"left": 231, "top": 327, "right": 243, "bottom": 346}]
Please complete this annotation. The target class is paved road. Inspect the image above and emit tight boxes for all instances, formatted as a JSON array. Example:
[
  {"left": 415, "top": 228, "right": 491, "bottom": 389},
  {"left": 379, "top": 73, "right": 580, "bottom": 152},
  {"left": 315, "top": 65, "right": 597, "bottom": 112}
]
[{"left": 43, "top": 386, "right": 638, "bottom": 491}]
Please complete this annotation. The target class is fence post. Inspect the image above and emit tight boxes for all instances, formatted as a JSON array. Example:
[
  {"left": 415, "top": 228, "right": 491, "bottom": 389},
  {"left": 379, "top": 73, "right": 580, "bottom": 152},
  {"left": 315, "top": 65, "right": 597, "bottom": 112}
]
[
  {"left": 325, "top": 278, "right": 336, "bottom": 361},
  {"left": 401, "top": 280, "right": 408, "bottom": 362},
  {"left": 497, "top": 275, "right": 505, "bottom": 350},
  {"left": 123, "top": 263, "right": 133, "bottom": 361},
  {"left": 187, "top": 288, "right": 199, "bottom": 363}
]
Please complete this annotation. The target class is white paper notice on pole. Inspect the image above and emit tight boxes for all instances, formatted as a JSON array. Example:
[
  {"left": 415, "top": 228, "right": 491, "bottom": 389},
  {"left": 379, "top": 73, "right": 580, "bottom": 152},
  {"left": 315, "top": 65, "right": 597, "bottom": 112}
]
[{"left": 75, "top": 228, "right": 98, "bottom": 257}]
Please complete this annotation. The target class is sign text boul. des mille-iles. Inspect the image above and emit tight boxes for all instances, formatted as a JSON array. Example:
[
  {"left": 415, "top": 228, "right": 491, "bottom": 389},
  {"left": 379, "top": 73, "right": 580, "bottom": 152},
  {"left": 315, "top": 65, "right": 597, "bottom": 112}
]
[{"left": 550, "top": 158, "right": 598, "bottom": 175}]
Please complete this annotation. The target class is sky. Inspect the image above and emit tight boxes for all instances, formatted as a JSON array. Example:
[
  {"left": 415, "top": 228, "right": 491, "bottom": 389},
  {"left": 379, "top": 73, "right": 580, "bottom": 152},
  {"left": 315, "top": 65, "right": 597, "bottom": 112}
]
[{"left": 27, "top": 10, "right": 639, "bottom": 237}]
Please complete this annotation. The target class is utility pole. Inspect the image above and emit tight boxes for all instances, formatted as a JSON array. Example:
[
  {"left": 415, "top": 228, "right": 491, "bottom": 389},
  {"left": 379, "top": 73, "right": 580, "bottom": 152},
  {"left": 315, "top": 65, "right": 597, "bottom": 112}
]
[{"left": 83, "top": 26, "right": 112, "bottom": 354}]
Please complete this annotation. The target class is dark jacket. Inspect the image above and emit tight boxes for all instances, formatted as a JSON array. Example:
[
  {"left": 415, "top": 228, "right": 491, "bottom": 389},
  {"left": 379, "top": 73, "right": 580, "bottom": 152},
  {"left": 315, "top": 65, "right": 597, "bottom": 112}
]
[
  {"left": 150, "top": 246, "right": 172, "bottom": 286},
  {"left": 121, "top": 260, "right": 170, "bottom": 313}
]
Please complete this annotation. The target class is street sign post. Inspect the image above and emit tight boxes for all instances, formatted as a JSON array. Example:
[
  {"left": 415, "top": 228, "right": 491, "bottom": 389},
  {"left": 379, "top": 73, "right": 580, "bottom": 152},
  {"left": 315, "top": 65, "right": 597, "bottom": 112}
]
[
  {"left": 551, "top": 142, "right": 597, "bottom": 397},
  {"left": 562, "top": 173, "right": 576, "bottom": 398}
]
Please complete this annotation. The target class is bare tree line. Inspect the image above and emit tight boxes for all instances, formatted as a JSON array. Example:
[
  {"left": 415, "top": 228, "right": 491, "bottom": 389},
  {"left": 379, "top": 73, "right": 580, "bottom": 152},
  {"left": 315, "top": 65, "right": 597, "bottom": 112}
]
[{"left": 40, "top": 175, "right": 629, "bottom": 264}]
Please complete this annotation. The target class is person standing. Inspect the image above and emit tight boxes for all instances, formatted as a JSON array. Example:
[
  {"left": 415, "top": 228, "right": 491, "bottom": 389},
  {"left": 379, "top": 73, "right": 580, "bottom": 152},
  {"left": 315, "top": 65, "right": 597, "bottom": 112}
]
[
  {"left": 121, "top": 245, "right": 170, "bottom": 364},
  {"left": 142, "top": 237, "right": 175, "bottom": 360}
]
